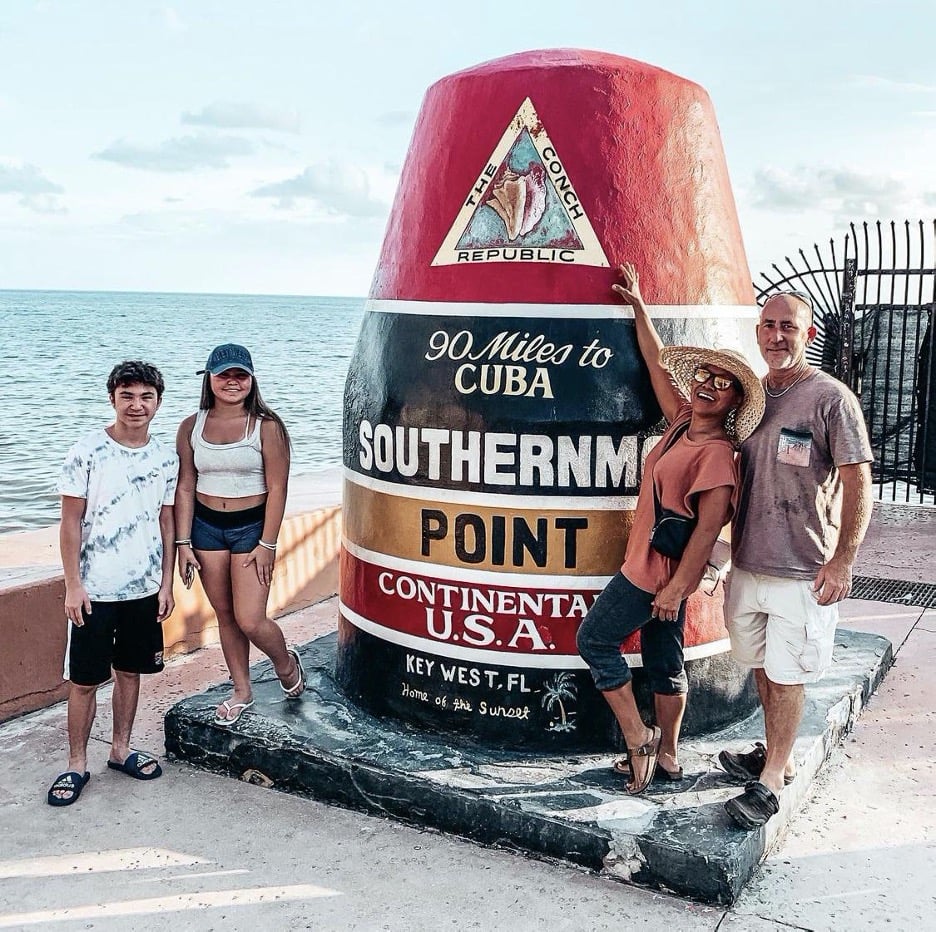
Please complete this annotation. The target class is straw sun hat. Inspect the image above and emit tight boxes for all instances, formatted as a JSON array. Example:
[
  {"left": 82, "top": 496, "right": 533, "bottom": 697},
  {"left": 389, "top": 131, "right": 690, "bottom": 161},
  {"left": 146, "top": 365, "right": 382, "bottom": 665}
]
[{"left": 658, "top": 346, "right": 766, "bottom": 444}]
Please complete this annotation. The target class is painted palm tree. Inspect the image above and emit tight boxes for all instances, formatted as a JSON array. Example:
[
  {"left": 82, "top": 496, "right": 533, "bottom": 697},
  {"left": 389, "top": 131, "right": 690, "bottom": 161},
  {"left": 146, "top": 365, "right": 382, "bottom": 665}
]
[{"left": 541, "top": 672, "right": 577, "bottom": 732}]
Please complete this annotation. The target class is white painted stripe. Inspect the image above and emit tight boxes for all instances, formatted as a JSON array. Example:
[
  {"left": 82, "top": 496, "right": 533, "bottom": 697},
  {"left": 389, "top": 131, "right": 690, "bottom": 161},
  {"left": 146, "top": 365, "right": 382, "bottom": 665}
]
[
  {"left": 342, "top": 537, "right": 614, "bottom": 589},
  {"left": 0, "top": 848, "right": 209, "bottom": 880},
  {"left": 344, "top": 467, "right": 637, "bottom": 511},
  {"left": 338, "top": 603, "right": 731, "bottom": 667},
  {"left": 62, "top": 620, "right": 72, "bottom": 681},
  {"left": 365, "top": 299, "right": 759, "bottom": 319},
  {"left": 0, "top": 885, "right": 341, "bottom": 927},
  {"left": 142, "top": 869, "right": 251, "bottom": 883},
  {"left": 685, "top": 638, "right": 732, "bottom": 661}
]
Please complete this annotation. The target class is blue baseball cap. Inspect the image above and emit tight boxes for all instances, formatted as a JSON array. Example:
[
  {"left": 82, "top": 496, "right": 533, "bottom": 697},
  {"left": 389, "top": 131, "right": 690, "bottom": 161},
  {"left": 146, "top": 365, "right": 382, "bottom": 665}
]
[{"left": 197, "top": 344, "right": 255, "bottom": 376}]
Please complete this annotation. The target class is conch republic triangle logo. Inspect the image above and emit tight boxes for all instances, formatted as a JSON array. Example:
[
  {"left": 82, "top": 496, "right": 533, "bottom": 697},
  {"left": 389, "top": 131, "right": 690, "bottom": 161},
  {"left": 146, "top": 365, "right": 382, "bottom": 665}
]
[{"left": 432, "top": 98, "right": 609, "bottom": 267}]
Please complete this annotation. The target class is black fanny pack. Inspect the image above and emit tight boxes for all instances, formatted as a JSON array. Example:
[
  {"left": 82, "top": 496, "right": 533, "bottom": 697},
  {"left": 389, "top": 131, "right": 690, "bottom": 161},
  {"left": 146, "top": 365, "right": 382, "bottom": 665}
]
[
  {"left": 650, "top": 508, "right": 696, "bottom": 559},
  {"left": 649, "top": 423, "right": 696, "bottom": 560}
]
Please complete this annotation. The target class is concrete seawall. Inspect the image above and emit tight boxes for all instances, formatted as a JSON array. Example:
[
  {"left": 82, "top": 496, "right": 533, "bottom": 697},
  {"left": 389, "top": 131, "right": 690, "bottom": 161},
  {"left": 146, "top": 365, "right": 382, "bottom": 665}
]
[{"left": 0, "top": 469, "right": 342, "bottom": 722}]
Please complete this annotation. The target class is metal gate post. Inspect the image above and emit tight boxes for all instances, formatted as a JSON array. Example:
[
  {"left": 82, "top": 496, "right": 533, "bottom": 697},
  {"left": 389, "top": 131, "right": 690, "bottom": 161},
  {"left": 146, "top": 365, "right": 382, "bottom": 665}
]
[{"left": 839, "top": 257, "right": 858, "bottom": 389}]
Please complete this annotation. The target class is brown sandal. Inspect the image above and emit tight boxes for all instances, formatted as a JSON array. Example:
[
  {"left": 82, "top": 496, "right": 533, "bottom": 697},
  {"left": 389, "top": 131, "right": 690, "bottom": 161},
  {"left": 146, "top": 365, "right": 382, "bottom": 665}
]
[
  {"left": 613, "top": 754, "right": 684, "bottom": 782},
  {"left": 625, "top": 726, "right": 662, "bottom": 795},
  {"left": 612, "top": 753, "right": 630, "bottom": 776}
]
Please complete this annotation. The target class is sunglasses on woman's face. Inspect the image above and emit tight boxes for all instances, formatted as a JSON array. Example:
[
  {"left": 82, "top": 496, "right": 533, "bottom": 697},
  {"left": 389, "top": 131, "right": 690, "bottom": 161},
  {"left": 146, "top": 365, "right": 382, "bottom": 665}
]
[{"left": 692, "top": 366, "right": 739, "bottom": 392}]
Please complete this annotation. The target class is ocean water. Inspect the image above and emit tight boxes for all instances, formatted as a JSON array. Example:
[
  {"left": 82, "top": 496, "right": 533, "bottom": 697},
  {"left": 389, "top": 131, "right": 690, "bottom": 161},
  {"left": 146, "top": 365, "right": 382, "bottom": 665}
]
[{"left": 0, "top": 290, "right": 366, "bottom": 534}]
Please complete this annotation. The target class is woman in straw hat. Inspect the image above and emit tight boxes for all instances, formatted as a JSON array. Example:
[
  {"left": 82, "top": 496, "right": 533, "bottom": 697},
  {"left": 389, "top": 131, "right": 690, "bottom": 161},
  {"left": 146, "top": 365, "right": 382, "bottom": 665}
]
[{"left": 576, "top": 263, "right": 765, "bottom": 794}]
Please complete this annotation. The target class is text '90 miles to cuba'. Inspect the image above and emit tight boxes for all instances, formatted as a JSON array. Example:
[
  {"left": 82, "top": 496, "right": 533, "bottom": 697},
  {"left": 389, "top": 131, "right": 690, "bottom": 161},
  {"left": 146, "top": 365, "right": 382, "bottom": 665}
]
[{"left": 424, "top": 327, "right": 615, "bottom": 399}]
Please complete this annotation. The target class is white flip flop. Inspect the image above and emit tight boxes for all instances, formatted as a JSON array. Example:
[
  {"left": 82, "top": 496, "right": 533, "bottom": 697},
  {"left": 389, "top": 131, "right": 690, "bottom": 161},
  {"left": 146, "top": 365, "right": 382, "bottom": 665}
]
[
  {"left": 214, "top": 699, "right": 254, "bottom": 726},
  {"left": 281, "top": 648, "right": 306, "bottom": 699}
]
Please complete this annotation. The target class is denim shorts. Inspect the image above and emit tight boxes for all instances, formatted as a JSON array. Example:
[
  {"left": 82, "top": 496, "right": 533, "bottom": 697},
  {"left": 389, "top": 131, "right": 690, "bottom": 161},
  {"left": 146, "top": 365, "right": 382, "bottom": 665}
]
[
  {"left": 576, "top": 572, "right": 688, "bottom": 695},
  {"left": 191, "top": 501, "right": 266, "bottom": 553}
]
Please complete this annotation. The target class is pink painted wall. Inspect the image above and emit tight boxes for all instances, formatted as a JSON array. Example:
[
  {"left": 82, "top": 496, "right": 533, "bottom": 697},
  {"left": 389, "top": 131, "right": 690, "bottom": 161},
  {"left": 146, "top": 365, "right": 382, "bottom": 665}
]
[{"left": 0, "top": 506, "right": 341, "bottom": 723}]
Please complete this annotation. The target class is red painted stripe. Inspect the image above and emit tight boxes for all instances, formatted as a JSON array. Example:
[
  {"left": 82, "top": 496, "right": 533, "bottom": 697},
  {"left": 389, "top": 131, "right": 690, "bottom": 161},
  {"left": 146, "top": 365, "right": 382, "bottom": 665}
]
[{"left": 340, "top": 548, "right": 729, "bottom": 660}]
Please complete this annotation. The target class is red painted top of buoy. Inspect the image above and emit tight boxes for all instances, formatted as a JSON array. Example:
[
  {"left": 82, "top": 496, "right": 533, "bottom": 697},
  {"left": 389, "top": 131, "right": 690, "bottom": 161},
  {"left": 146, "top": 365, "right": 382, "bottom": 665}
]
[{"left": 370, "top": 48, "right": 752, "bottom": 306}]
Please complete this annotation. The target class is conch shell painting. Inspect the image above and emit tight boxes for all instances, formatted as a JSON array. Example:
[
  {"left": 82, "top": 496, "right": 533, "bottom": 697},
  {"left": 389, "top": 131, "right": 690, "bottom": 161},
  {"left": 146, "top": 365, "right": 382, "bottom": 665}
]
[
  {"left": 487, "top": 164, "right": 547, "bottom": 240},
  {"left": 455, "top": 128, "right": 583, "bottom": 251}
]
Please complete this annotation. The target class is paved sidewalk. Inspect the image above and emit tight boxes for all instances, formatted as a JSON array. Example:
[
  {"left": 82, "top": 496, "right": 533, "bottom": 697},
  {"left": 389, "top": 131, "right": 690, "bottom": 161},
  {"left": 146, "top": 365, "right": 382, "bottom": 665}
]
[
  {"left": 733, "top": 597, "right": 936, "bottom": 929},
  {"left": 1, "top": 504, "right": 934, "bottom": 929}
]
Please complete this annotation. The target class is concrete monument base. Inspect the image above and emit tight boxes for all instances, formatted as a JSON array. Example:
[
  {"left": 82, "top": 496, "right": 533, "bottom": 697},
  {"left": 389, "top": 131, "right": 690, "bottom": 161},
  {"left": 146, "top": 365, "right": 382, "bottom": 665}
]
[{"left": 165, "top": 623, "right": 892, "bottom": 904}]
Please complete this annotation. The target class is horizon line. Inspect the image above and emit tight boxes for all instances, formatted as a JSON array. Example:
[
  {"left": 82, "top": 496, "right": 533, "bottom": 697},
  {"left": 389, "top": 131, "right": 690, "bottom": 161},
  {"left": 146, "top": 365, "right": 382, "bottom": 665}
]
[{"left": 0, "top": 287, "right": 367, "bottom": 301}]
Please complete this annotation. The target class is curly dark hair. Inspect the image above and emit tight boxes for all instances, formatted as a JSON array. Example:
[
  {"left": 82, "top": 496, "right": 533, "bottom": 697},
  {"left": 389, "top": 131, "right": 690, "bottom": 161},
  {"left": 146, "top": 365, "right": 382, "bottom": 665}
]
[{"left": 107, "top": 361, "right": 166, "bottom": 398}]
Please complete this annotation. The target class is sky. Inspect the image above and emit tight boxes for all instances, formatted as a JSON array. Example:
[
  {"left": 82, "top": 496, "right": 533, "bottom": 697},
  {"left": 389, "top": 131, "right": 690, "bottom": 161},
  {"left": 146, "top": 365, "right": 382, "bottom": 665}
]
[{"left": 1, "top": 0, "right": 935, "bottom": 297}]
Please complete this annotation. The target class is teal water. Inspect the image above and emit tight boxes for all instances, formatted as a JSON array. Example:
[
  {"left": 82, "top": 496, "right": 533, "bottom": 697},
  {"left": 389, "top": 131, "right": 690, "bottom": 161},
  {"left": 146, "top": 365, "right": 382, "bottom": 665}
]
[{"left": 0, "top": 290, "right": 365, "bottom": 533}]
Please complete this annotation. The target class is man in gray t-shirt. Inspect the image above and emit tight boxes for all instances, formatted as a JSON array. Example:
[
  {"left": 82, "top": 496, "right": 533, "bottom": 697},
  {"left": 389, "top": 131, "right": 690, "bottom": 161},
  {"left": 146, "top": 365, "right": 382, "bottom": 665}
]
[{"left": 720, "top": 292, "right": 873, "bottom": 830}]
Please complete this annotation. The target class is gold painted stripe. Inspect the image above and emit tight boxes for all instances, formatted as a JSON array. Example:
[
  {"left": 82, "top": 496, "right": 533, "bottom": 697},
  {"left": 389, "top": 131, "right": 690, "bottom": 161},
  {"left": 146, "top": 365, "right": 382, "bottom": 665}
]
[
  {"left": 343, "top": 480, "right": 631, "bottom": 576},
  {"left": 344, "top": 467, "right": 638, "bottom": 511}
]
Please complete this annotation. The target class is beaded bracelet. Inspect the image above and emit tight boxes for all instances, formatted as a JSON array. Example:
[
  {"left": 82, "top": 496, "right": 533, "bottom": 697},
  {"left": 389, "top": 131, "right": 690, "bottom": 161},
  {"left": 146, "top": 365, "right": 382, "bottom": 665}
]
[{"left": 257, "top": 539, "right": 277, "bottom": 551}]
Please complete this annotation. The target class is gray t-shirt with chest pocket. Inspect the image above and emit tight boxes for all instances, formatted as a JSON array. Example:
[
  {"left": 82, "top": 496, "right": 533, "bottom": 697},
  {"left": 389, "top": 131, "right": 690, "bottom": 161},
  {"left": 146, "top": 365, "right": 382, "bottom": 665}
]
[{"left": 732, "top": 370, "right": 872, "bottom": 580}]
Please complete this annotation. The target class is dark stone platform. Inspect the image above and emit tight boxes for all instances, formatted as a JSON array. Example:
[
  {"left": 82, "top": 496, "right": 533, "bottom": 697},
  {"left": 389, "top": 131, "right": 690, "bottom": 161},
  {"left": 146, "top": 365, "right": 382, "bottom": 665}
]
[{"left": 165, "top": 628, "right": 892, "bottom": 904}]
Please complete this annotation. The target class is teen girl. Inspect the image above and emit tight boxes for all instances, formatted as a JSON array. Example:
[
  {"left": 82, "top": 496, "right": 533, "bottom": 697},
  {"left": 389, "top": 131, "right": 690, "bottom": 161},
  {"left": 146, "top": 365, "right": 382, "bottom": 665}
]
[{"left": 175, "top": 343, "right": 305, "bottom": 725}]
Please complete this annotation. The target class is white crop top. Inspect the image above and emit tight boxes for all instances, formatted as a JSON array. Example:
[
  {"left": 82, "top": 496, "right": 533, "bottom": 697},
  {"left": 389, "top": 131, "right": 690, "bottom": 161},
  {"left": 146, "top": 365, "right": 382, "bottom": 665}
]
[{"left": 191, "top": 409, "right": 267, "bottom": 497}]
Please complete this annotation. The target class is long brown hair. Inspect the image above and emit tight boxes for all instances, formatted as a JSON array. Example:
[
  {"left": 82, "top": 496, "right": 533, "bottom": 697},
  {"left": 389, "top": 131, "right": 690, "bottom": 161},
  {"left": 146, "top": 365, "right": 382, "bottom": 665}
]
[{"left": 199, "top": 372, "right": 292, "bottom": 449}]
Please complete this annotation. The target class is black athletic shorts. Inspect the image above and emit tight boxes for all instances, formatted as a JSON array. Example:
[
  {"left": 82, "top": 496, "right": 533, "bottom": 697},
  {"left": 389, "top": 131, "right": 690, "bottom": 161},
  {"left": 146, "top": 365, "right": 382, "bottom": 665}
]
[{"left": 65, "top": 594, "right": 165, "bottom": 687}]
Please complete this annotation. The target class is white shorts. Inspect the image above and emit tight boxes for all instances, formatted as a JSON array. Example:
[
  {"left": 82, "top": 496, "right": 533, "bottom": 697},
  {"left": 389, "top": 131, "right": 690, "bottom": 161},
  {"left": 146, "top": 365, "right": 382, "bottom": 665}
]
[{"left": 724, "top": 568, "right": 838, "bottom": 685}]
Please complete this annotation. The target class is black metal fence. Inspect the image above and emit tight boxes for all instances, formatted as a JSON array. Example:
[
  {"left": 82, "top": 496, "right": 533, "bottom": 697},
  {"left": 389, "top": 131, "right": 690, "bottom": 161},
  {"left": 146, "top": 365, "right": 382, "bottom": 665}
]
[{"left": 755, "top": 220, "right": 936, "bottom": 505}]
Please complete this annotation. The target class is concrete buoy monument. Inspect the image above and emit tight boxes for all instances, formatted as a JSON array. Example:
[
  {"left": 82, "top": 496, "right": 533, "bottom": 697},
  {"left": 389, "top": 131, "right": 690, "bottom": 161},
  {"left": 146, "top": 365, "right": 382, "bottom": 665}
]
[
  {"left": 338, "top": 48, "right": 762, "bottom": 749},
  {"left": 165, "top": 49, "right": 893, "bottom": 902}
]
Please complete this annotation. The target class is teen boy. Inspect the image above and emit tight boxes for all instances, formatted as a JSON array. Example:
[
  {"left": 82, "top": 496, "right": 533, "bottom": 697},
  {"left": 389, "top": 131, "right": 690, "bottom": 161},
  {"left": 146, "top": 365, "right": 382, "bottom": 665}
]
[{"left": 47, "top": 361, "right": 179, "bottom": 806}]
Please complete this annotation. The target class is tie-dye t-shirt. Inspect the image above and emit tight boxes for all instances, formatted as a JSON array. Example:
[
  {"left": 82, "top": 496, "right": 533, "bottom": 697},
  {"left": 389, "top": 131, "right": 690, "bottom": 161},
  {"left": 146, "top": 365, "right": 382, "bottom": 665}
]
[{"left": 58, "top": 429, "right": 179, "bottom": 601}]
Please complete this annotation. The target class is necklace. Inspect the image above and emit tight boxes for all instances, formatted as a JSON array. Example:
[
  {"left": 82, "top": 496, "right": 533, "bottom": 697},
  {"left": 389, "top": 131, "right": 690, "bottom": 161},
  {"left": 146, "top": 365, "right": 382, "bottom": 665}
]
[{"left": 764, "top": 369, "right": 809, "bottom": 398}]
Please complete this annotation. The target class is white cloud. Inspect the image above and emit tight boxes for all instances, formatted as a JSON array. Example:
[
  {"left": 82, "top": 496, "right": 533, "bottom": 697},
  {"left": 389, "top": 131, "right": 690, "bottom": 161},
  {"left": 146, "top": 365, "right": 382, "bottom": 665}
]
[
  {"left": 19, "top": 194, "right": 67, "bottom": 215},
  {"left": 249, "top": 161, "right": 393, "bottom": 217},
  {"left": 751, "top": 165, "right": 907, "bottom": 215},
  {"left": 849, "top": 74, "right": 936, "bottom": 94},
  {"left": 0, "top": 162, "right": 65, "bottom": 212},
  {"left": 182, "top": 102, "right": 300, "bottom": 133},
  {"left": 93, "top": 135, "right": 255, "bottom": 172},
  {"left": 0, "top": 162, "right": 63, "bottom": 195}
]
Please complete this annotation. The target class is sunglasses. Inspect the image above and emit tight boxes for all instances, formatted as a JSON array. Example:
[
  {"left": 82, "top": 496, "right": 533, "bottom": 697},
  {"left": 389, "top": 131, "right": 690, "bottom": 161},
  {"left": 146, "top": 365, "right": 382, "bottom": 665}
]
[
  {"left": 781, "top": 289, "right": 813, "bottom": 310},
  {"left": 692, "top": 366, "right": 739, "bottom": 392}
]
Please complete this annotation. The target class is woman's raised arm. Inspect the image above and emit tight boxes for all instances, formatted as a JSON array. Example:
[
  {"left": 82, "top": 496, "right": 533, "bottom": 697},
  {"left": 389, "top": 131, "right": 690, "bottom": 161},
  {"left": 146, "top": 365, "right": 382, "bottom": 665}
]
[{"left": 613, "top": 262, "right": 685, "bottom": 423}]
